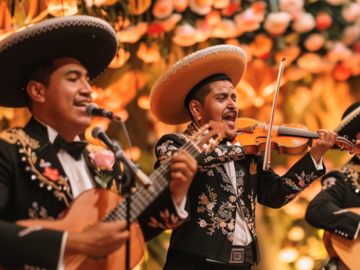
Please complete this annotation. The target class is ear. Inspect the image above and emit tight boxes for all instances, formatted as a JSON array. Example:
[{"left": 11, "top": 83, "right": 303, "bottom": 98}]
[
  {"left": 27, "top": 81, "right": 46, "bottom": 104},
  {"left": 356, "top": 132, "right": 360, "bottom": 140},
  {"left": 189, "top": 100, "right": 202, "bottom": 121}
]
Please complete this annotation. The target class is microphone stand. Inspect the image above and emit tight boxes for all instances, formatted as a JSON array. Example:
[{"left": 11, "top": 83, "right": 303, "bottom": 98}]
[
  {"left": 109, "top": 140, "right": 133, "bottom": 270},
  {"left": 93, "top": 132, "right": 134, "bottom": 270}
]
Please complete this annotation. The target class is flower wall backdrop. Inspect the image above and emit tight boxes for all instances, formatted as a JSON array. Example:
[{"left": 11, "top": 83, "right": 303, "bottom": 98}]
[{"left": 1, "top": 0, "right": 360, "bottom": 269}]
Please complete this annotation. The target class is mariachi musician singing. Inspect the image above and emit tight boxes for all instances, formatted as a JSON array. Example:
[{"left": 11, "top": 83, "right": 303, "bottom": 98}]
[
  {"left": 149, "top": 45, "right": 338, "bottom": 270},
  {"left": 0, "top": 16, "right": 197, "bottom": 270}
]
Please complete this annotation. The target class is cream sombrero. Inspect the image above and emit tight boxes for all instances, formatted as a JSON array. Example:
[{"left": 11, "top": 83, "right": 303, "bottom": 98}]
[
  {"left": 150, "top": 45, "right": 247, "bottom": 125},
  {"left": 333, "top": 101, "right": 360, "bottom": 147},
  {"left": 0, "top": 15, "right": 118, "bottom": 108}
]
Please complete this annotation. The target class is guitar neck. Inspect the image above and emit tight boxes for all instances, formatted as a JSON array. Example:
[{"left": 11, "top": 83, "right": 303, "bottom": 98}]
[{"left": 102, "top": 139, "right": 201, "bottom": 223}]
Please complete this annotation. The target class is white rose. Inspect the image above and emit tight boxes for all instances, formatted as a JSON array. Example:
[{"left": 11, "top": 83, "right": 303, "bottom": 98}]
[
  {"left": 264, "top": 12, "right": 292, "bottom": 36},
  {"left": 292, "top": 12, "right": 315, "bottom": 33}
]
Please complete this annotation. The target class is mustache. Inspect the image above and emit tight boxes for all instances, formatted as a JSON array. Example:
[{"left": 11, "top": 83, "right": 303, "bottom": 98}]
[{"left": 222, "top": 109, "right": 237, "bottom": 118}]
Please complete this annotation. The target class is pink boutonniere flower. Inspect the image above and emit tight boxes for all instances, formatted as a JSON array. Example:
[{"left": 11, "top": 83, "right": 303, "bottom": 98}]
[{"left": 89, "top": 150, "right": 115, "bottom": 171}]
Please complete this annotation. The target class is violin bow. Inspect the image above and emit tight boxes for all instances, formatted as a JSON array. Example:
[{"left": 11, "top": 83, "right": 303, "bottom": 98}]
[{"left": 263, "top": 57, "right": 287, "bottom": 171}]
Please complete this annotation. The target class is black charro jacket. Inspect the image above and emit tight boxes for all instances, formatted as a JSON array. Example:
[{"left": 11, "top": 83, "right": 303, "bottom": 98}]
[
  {"left": 306, "top": 156, "right": 360, "bottom": 240},
  {"left": 155, "top": 123, "right": 325, "bottom": 267},
  {"left": 0, "top": 117, "right": 179, "bottom": 270}
]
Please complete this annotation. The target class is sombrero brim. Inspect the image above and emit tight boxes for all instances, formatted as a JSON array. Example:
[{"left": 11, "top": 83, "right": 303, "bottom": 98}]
[
  {"left": 0, "top": 15, "right": 118, "bottom": 108},
  {"left": 150, "top": 45, "right": 247, "bottom": 125},
  {"left": 333, "top": 105, "right": 360, "bottom": 148}
]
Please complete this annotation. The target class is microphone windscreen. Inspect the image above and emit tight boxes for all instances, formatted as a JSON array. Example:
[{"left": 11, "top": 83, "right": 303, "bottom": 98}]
[
  {"left": 91, "top": 126, "right": 105, "bottom": 139},
  {"left": 86, "top": 103, "right": 99, "bottom": 116}
]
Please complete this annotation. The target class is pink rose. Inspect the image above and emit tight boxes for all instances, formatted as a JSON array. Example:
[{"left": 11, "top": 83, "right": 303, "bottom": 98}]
[
  {"left": 326, "top": 41, "right": 353, "bottom": 63},
  {"left": 174, "top": 0, "right": 188, "bottom": 12},
  {"left": 205, "top": 9, "right": 221, "bottom": 27},
  {"left": 297, "top": 53, "right": 322, "bottom": 72},
  {"left": 342, "top": 3, "right": 360, "bottom": 23},
  {"left": 213, "top": 0, "right": 229, "bottom": 9},
  {"left": 279, "top": 0, "right": 304, "bottom": 13},
  {"left": 342, "top": 24, "right": 360, "bottom": 45},
  {"left": 304, "top": 33, "right": 325, "bottom": 51},
  {"left": 152, "top": 0, "right": 174, "bottom": 19},
  {"left": 291, "top": 12, "right": 315, "bottom": 33},
  {"left": 263, "top": 12, "right": 292, "bottom": 36},
  {"left": 234, "top": 5, "right": 265, "bottom": 33},
  {"left": 188, "top": 0, "right": 212, "bottom": 15},
  {"left": 211, "top": 19, "right": 238, "bottom": 39},
  {"left": 89, "top": 150, "right": 115, "bottom": 171}
]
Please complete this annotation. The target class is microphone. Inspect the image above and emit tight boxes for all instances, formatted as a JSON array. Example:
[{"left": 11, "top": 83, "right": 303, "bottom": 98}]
[
  {"left": 92, "top": 126, "right": 152, "bottom": 189},
  {"left": 86, "top": 103, "right": 121, "bottom": 121}
]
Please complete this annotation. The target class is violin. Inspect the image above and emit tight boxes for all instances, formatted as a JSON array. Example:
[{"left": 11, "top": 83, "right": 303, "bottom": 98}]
[{"left": 231, "top": 117, "right": 360, "bottom": 156}]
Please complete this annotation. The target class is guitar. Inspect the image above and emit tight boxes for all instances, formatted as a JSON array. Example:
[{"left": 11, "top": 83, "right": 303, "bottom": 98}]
[
  {"left": 2, "top": 122, "right": 225, "bottom": 270},
  {"left": 323, "top": 208, "right": 360, "bottom": 270}
]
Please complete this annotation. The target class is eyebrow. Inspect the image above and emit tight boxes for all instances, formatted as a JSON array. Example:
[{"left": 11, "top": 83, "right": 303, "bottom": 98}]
[{"left": 64, "top": 70, "right": 90, "bottom": 79}]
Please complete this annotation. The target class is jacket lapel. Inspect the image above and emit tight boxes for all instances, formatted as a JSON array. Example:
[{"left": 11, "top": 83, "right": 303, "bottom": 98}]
[{"left": 23, "top": 118, "right": 73, "bottom": 203}]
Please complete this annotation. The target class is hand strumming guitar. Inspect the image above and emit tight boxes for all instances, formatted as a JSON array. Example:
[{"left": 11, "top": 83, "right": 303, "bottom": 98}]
[{"left": 65, "top": 221, "right": 130, "bottom": 257}]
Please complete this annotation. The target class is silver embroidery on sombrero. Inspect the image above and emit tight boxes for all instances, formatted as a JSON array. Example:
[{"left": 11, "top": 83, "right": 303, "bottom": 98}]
[
  {"left": 333, "top": 106, "right": 360, "bottom": 134},
  {"left": 0, "top": 17, "right": 117, "bottom": 53},
  {"left": 150, "top": 45, "right": 247, "bottom": 100}
]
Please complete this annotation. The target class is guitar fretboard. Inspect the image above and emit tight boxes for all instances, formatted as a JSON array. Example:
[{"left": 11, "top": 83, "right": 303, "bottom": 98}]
[{"left": 102, "top": 139, "right": 200, "bottom": 223}]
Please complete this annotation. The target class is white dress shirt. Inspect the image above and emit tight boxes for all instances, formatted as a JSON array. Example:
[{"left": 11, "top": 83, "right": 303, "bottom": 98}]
[{"left": 36, "top": 120, "right": 188, "bottom": 269}]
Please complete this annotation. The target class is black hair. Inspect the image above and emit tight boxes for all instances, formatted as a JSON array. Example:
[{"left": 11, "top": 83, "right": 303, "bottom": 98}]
[
  {"left": 184, "top": 73, "right": 232, "bottom": 121},
  {"left": 24, "top": 60, "right": 57, "bottom": 110}
]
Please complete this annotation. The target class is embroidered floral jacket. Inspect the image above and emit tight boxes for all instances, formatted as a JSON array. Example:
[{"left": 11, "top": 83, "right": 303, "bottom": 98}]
[
  {"left": 306, "top": 156, "right": 360, "bottom": 240},
  {"left": 0, "top": 118, "right": 179, "bottom": 270},
  {"left": 155, "top": 123, "right": 325, "bottom": 265}
]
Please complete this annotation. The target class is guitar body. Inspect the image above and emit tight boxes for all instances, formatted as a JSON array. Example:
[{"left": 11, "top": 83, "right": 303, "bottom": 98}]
[
  {"left": 330, "top": 208, "right": 360, "bottom": 270},
  {"left": 11, "top": 189, "right": 145, "bottom": 270}
]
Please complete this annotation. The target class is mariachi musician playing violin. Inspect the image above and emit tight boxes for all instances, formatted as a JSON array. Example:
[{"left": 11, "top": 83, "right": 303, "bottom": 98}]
[
  {"left": 0, "top": 16, "right": 197, "bottom": 270},
  {"left": 149, "top": 45, "right": 338, "bottom": 270},
  {"left": 306, "top": 101, "right": 360, "bottom": 270}
]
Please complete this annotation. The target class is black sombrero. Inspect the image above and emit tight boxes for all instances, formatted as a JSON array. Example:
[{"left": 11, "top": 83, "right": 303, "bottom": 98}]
[
  {"left": 0, "top": 15, "right": 118, "bottom": 108},
  {"left": 333, "top": 101, "right": 360, "bottom": 145}
]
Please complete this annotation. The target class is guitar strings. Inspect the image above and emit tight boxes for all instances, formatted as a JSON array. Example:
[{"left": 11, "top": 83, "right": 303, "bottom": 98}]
[{"left": 103, "top": 141, "right": 201, "bottom": 222}]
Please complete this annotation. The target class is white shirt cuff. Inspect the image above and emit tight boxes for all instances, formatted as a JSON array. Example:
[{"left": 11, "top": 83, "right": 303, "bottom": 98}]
[
  {"left": 354, "top": 222, "right": 360, "bottom": 240},
  {"left": 310, "top": 154, "right": 324, "bottom": 170},
  {"left": 57, "top": 231, "right": 68, "bottom": 270},
  {"left": 171, "top": 195, "right": 188, "bottom": 220}
]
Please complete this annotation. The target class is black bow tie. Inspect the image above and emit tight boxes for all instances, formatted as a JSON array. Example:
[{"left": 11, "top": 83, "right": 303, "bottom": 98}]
[{"left": 53, "top": 135, "right": 88, "bottom": 160}]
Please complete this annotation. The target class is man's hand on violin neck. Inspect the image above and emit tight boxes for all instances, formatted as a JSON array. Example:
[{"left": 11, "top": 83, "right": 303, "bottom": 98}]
[
  {"left": 310, "top": 129, "right": 338, "bottom": 164},
  {"left": 170, "top": 150, "right": 198, "bottom": 205}
]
